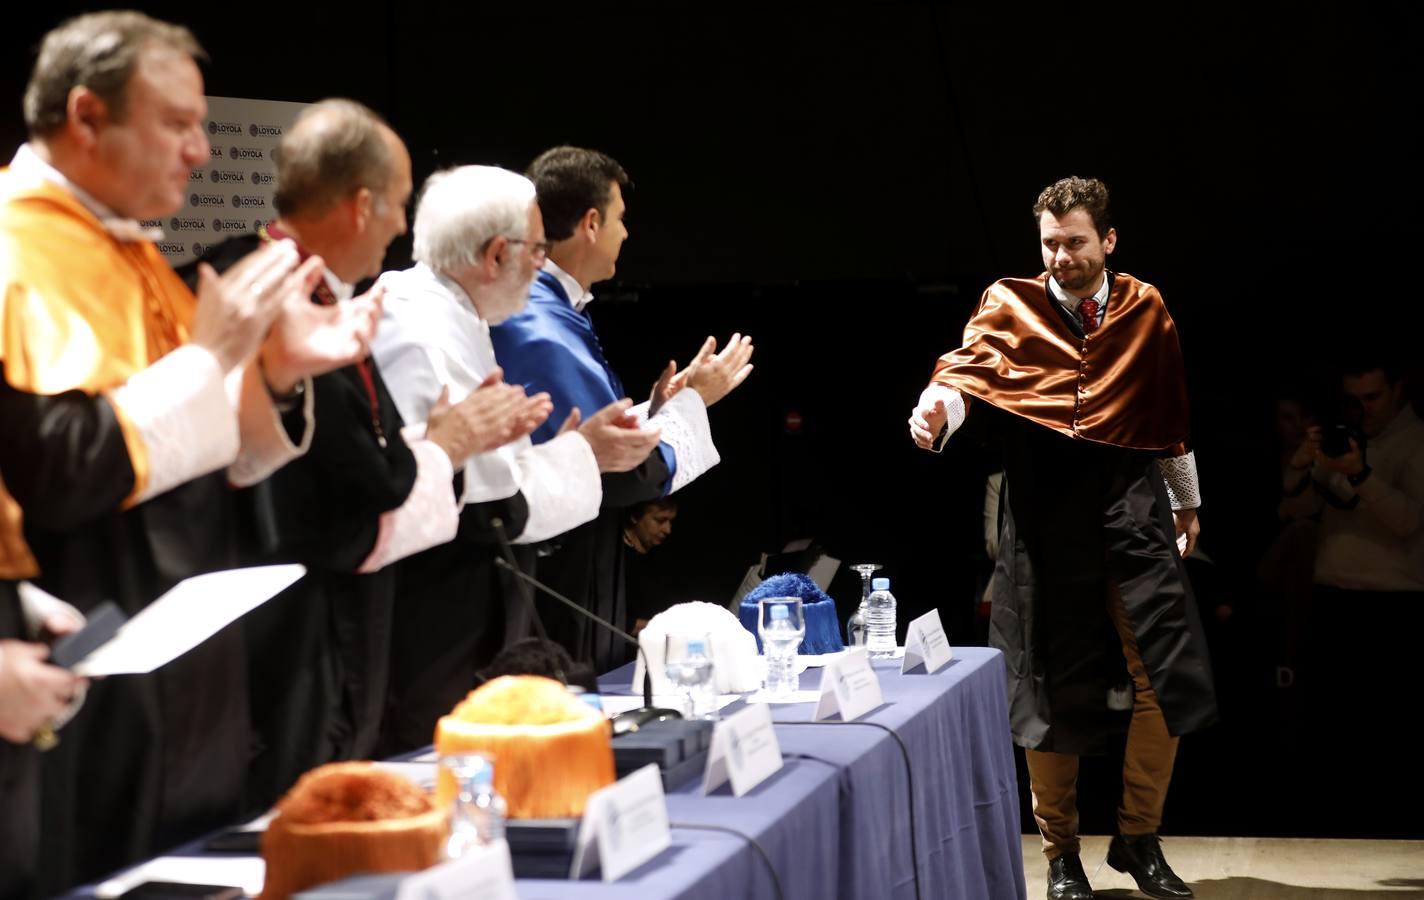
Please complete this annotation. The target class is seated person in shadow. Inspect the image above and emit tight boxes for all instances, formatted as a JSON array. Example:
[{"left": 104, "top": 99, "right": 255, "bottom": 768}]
[
  {"left": 479, "top": 637, "right": 599, "bottom": 695},
  {"left": 622, "top": 498, "right": 679, "bottom": 637}
]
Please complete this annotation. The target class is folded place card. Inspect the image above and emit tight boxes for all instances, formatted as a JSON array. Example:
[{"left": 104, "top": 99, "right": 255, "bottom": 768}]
[
  {"left": 570, "top": 764, "right": 671, "bottom": 882},
  {"left": 702, "top": 702, "right": 783, "bottom": 796},
  {"left": 814, "top": 648, "right": 884, "bottom": 722},
  {"left": 901, "top": 609, "right": 953, "bottom": 674},
  {"left": 395, "top": 838, "right": 516, "bottom": 900}
]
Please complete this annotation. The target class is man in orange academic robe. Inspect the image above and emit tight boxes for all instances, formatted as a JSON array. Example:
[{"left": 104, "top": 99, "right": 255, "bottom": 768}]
[{"left": 0, "top": 12, "right": 378, "bottom": 892}]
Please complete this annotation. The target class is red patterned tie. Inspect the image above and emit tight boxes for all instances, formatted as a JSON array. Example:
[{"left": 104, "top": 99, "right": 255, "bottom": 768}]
[{"left": 1079, "top": 298, "right": 1100, "bottom": 334}]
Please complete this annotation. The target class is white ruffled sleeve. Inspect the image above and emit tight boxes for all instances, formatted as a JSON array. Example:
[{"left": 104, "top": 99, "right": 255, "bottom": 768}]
[{"left": 629, "top": 388, "right": 720, "bottom": 493}]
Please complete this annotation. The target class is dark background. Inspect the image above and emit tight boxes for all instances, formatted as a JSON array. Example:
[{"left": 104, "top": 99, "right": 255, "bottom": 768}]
[{"left": 6, "top": 2, "right": 1420, "bottom": 841}]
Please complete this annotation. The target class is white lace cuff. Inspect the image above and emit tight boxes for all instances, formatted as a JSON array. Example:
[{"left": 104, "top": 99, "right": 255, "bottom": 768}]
[
  {"left": 107, "top": 346, "right": 239, "bottom": 503},
  {"left": 920, "top": 384, "right": 967, "bottom": 453},
  {"left": 226, "top": 362, "right": 313, "bottom": 488},
  {"left": 629, "top": 389, "right": 720, "bottom": 493},
  {"left": 513, "top": 432, "right": 602, "bottom": 543},
  {"left": 357, "top": 428, "right": 459, "bottom": 573},
  {"left": 1158, "top": 450, "right": 1201, "bottom": 510},
  {"left": 460, "top": 444, "right": 522, "bottom": 505}
]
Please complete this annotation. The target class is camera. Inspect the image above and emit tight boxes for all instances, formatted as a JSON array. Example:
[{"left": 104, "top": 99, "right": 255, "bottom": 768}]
[{"left": 1318, "top": 394, "right": 1367, "bottom": 458}]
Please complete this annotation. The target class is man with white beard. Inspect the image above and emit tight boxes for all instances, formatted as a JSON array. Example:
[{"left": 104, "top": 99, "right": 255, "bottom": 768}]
[{"left": 371, "top": 166, "right": 659, "bottom": 751}]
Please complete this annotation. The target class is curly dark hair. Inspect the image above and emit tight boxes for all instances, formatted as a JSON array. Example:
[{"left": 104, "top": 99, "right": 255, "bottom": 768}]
[{"left": 1033, "top": 176, "right": 1112, "bottom": 238}]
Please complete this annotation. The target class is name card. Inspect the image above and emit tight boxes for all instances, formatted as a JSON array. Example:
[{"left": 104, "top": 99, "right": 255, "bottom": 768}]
[
  {"left": 396, "top": 839, "right": 516, "bottom": 900},
  {"left": 703, "top": 701, "right": 783, "bottom": 796},
  {"left": 901, "top": 609, "right": 953, "bottom": 674},
  {"left": 571, "top": 764, "right": 671, "bottom": 882},
  {"left": 814, "top": 648, "right": 884, "bottom": 722}
]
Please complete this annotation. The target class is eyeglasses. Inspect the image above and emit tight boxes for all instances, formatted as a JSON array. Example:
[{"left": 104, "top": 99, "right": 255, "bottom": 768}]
[{"left": 502, "top": 237, "right": 551, "bottom": 262}]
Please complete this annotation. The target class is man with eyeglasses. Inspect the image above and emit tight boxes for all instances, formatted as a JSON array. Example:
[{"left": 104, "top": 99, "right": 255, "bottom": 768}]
[
  {"left": 182, "top": 101, "right": 550, "bottom": 810},
  {"left": 490, "top": 146, "right": 754, "bottom": 672},
  {"left": 370, "top": 165, "right": 662, "bottom": 752}
]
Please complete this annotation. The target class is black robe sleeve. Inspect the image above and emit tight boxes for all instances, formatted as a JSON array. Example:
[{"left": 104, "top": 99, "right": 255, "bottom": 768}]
[
  {"left": 600, "top": 447, "right": 672, "bottom": 509},
  {"left": 254, "top": 364, "right": 418, "bottom": 571},
  {"left": 0, "top": 362, "right": 137, "bottom": 530}
]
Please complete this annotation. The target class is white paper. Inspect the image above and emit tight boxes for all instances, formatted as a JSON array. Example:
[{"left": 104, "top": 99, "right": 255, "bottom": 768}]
[
  {"left": 599, "top": 693, "right": 740, "bottom": 717},
  {"left": 744, "top": 688, "right": 823, "bottom": 705},
  {"left": 75, "top": 565, "right": 304, "bottom": 676},
  {"left": 805, "top": 553, "right": 840, "bottom": 591},
  {"left": 901, "top": 609, "right": 954, "bottom": 674},
  {"left": 730, "top": 560, "right": 765, "bottom": 609},
  {"left": 95, "top": 857, "right": 265, "bottom": 898},
  {"left": 814, "top": 648, "right": 884, "bottom": 722},
  {"left": 813, "top": 647, "right": 905, "bottom": 666},
  {"left": 396, "top": 839, "right": 516, "bottom": 900},
  {"left": 702, "top": 702, "right": 782, "bottom": 796},
  {"left": 571, "top": 764, "right": 671, "bottom": 882}
]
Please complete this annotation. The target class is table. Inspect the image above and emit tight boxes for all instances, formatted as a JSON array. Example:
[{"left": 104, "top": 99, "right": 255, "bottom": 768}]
[
  {"left": 76, "top": 647, "right": 1025, "bottom": 900},
  {"left": 519, "top": 645, "right": 1025, "bottom": 899}
]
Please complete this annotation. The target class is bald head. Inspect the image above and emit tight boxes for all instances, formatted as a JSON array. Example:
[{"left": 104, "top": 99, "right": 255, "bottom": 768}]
[
  {"left": 274, "top": 99, "right": 401, "bottom": 217},
  {"left": 270, "top": 99, "right": 412, "bottom": 282}
]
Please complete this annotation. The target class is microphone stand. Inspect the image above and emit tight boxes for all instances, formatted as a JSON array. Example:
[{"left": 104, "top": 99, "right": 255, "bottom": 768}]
[
  {"left": 491, "top": 556, "right": 682, "bottom": 733},
  {"left": 489, "top": 517, "right": 547, "bottom": 640}
]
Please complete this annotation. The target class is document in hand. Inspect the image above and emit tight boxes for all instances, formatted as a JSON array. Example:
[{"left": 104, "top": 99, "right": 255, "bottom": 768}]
[{"left": 73, "top": 564, "right": 305, "bottom": 677}]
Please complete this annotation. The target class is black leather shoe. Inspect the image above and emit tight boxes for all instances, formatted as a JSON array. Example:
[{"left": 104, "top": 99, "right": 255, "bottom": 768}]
[
  {"left": 1106, "top": 833, "right": 1194, "bottom": 899},
  {"left": 1047, "top": 852, "right": 1094, "bottom": 900}
]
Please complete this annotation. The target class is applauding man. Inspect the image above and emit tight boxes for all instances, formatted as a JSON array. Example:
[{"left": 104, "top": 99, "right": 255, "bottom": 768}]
[{"left": 490, "top": 147, "right": 754, "bottom": 670}]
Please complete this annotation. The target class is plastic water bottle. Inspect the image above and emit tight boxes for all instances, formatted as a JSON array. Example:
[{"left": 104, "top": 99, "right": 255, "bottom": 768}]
[
  {"left": 762, "top": 605, "right": 804, "bottom": 697},
  {"left": 865, "top": 577, "right": 897, "bottom": 659},
  {"left": 442, "top": 752, "right": 507, "bottom": 860}
]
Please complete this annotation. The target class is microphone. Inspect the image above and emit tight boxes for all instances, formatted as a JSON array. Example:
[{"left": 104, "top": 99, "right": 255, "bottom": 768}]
[
  {"left": 491, "top": 555, "right": 682, "bottom": 733},
  {"left": 489, "top": 517, "right": 547, "bottom": 641}
]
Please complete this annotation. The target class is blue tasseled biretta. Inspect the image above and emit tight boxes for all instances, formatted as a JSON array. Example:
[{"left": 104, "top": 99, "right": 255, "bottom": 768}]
[{"left": 740, "top": 572, "right": 846, "bottom": 655}]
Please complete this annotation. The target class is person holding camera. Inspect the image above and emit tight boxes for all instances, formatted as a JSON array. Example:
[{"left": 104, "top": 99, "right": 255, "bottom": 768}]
[
  {"left": 1281, "top": 359, "right": 1423, "bottom": 596},
  {"left": 1279, "top": 357, "right": 1422, "bottom": 834}
]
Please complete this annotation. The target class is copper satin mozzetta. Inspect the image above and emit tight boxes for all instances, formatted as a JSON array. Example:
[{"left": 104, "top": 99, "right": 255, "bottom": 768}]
[{"left": 930, "top": 271, "right": 1190, "bottom": 454}]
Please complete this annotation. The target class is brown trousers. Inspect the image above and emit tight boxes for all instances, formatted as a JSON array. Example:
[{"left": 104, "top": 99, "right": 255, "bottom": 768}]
[{"left": 1025, "top": 585, "right": 1179, "bottom": 860}]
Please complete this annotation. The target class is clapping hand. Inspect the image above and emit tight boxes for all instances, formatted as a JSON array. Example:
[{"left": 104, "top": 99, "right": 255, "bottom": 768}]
[
  {"left": 671, "top": 333, "right": 755, "bottom": 410},
  {"left": 426, "top": 368, "right": 554, "bottom": 461},
  {"left": 259, "top": 282, "right": 385, "bottom": 395},
  {"left": 570, "top": 399, "right": 663, "bottom": 472}
]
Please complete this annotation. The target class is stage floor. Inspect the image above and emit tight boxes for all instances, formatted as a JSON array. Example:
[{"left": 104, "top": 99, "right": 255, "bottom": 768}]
[{"left": 1020, "top": 835, "right": 1424, "bottom": 898}]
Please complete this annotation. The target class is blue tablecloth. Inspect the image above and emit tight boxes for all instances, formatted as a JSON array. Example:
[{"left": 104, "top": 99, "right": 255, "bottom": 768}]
[
  {"left": 71, "top": 647, "right": 1025, "bottom": 900},
  {"left": 541, "top": 646, "right": 1026, "bottom": 900}
]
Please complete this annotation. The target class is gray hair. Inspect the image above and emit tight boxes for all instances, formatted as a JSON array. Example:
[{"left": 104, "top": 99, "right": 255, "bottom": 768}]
[
  {"left": 274, "top": 99, "right": 393, "bottom": 217},
  {"left": 24, "top": 10, "right": 206, "bottom": 137},
  {"left": 413, "top": 166, "right": 537, "bottom": 274}
]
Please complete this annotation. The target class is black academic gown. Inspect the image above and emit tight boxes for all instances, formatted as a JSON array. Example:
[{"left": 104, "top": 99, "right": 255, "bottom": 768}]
[
  {"left": 376, "top": 490, "right": 534, "bottom": 756},
  {"left": 181, "top": 237, "right": 422, "bottom": 812},
  {"left": 536, "top": 453, "right": 671, "bottom": 673},
  {"left": 0, "top": 581, "right": 40, "bottom": 900},
  {"left": 1, "top": 363, "right": 278, "bottom": 892},
  {"left": 980, "top": 300, "right": 1217, "bottom": 756}
]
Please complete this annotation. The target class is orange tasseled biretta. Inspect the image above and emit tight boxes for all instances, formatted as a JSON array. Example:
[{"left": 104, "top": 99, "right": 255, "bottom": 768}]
[
  {"left": 435, "top": 675, "right": 614, "bottom": 819},
  {"left": 259, "top": 762, "right": 447, "bottom": 900}
]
